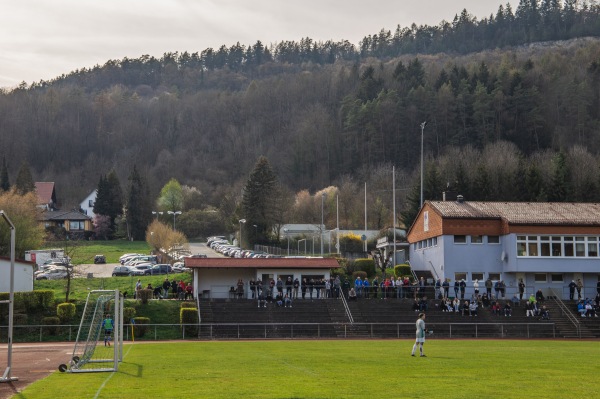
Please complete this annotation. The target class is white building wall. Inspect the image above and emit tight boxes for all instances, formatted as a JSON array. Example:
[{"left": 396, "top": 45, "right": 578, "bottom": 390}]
[
  {"left": 79, "top": 190, "right": 97, "bottom": 219},
  {"left": 410, "top": 233, "right": 600, "bottom": 300}
]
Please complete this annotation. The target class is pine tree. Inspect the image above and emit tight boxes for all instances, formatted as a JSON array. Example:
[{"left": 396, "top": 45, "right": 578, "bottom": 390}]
[
  {"left": 0, "top": 157, "right": 9, "bottom": 192},
  {"left": 14, "top": 162, "right": 35, "bottom": 194},
  {"left": 126, "top": 165, "right": 152, "bottom": 241},
  {"left": 105, "top": 170, "right": 123, "bottom": 228},
  {"left": 548, "top": 151, "right": 570, "bottom": 202},
  {"left": 242, "top": 156, "right": 278, "bottom": 245},
  {"left": 93, "top": 175, "right": 109, "bottom": 216}
]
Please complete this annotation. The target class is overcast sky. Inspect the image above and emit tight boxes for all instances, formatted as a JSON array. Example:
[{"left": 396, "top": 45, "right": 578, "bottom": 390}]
[{"left": 0, "top": 1, "right": 514, "bottom": 89}]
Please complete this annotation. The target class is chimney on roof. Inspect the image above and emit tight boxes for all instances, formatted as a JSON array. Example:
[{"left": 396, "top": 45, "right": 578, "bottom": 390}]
[
  {"left": 443, "top": 191, "right": 457, "bottom": 201},
  {"left": 456, "top": 195, "right": 464, "bottom": 203}
]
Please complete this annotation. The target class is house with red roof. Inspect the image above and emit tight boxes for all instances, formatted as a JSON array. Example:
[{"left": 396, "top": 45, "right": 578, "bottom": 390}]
[
  {"left": 34, "top": 182, "right": 57, "bottom": 211},
  {"left": 184, "top": 257, "right": 340, "bottom": 299},
  {"left": 407, "top": 197, "right": 600, "bottom": 301}
]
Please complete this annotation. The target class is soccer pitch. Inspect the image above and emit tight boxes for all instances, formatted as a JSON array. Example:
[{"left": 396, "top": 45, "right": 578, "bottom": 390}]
[{"left": 16, "top": 340, "right": 599, "bottom": 399}]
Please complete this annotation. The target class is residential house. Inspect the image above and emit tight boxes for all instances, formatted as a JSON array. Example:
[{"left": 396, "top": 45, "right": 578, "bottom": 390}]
[
  {"left": 35, "top": 182, "right": 57, "bottom": 211},
  {"left": 79, "top": 190, "right": 97, "bottom": 219}
]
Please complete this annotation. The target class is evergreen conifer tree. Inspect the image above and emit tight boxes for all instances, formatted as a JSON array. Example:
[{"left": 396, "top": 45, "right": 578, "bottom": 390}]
[
  {"left": 0, "top": 157, "right": 9, "bottom": 192},
  {"left": 15, "top": 162, "right": 35, "bottom": 194},
  {"left": 241, "top": 156, "right": 278, "bottom": 244},
  {"left": 125, "top": 165, "right": 152, "bottom": 240}
]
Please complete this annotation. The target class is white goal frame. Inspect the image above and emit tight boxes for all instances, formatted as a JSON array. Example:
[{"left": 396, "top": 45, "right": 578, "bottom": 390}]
[{"left": 66, "top": 290, "right": 123, "bottom": 373}]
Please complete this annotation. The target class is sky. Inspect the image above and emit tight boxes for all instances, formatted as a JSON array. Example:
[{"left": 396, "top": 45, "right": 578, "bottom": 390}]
[{"left": 0, "top": 1, "right": 514, "bottom": 89}]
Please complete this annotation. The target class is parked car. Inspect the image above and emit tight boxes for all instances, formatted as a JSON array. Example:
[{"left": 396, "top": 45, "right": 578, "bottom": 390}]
[
  {"left": 35, "top": 266, "right": 69, "bottom": 280},
  {"left": 119, "top": 253, "right": 143, "bottom": 264},
  {"left": 94, "top": 254, "right": 106, "bottom": 264},
  {"left": 112, "top": 266, "right": 136, "bottom": 277},
  {"left": 130, "top": 265, "right": 152, "bottom": 275},
  {"left": 144, "top": 264, "right": 173, "bottom": 275}
]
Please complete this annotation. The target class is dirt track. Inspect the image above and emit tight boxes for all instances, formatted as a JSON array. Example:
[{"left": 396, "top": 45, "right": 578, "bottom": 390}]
[{"left": 0, "top": 342, "right": 73, "bottom": 399}]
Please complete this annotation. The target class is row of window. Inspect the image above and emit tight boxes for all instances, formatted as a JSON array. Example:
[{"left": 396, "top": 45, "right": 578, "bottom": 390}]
[
  {"left": 454, "top": 273, "right": 565, "bottom": 283},
  {"left": 454, "top": 235, "right": 500, "bottom": 244},
  {"left": 414, "top": 235, "right": 500, "bottom": 250},
  {"left": 517, "top": 235, "right": 600, "bottom": 258}
]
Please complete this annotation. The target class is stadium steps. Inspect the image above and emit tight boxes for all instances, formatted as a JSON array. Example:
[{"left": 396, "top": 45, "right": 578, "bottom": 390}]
[{"left": 546, "top": 301, "right": 597, "bottom": 339}]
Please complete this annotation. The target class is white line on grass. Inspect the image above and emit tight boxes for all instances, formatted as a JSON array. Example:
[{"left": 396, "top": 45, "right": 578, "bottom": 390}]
[{"left": 93, "top": 345, "right": 134, "bottom": 399}]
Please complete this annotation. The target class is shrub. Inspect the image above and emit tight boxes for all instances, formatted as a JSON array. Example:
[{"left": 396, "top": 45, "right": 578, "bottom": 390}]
[
  {"left": 123, "top": 307, "right": 136, "bottom": 324},
  {"left": 42, "top": 316, "right": 61, "bottom": 335},
  {"left": 350, "top": 258, "right": 375, "bottom": 277},
  {"left": 339, "top": 233, "right": 364, "bottom": 253},
  {"left": 331, "top": 267, "right": 348, "bottom": 278},
  {"left": 13, "top": 313, "right": 27, "bottom": 325},
  {"left": 180, "top": 307, "right": 198, "bottom": 336},
  {"left": 34, "top": 290, "right": 55, "bottom": 310},
  {"left": 57, "top": 302, "right": 76, "bottom": 322},
  {"left": 138, "top": 289, "right": 153, "bottom": 304},
  {"left": 132, "top": 317, "right": 150, "bottom": 338},
  {"left": 395, "top": 264, "right": 411, "bottom": 277}
]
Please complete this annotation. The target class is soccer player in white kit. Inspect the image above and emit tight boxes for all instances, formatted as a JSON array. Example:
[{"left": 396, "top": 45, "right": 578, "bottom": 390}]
[{"left": 411, "top": 312, "right": 426, "bottom": 357}]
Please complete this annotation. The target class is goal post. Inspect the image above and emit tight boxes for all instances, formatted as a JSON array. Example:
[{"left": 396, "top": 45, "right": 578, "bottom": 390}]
[{"left": 61, "top": 290, "right": 123, "bottom": 373}]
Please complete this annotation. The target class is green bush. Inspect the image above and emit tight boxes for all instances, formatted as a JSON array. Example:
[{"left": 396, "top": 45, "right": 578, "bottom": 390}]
[
  {"left": 138, "top": 289, "right": 153, "bottom": 304},
  {"left": 42, "top": 316, "right": 61, "bottom": 335},
  {"left": 180, "top": 307, "right": 198, "bottom": 336},
  {"left": 350, "top": 258, "right": 375, "bottom": 277},
  {"left": 14, "top": 313, "right": 27, "bottom": 325},
  {"left": 132, "top": 317, "right": 150, "bottom": 338},
  {"left": 34, "top": 290, "right": 55, "bottom": 310},
  {"left": 57, "top": 302, "right": 76, "bottom": 322},
  {"left": 123, "top": 307, "right": 137, "bottom": 324},
  {"left": 395, "top": 264, "right": 411, "bottom": 277},
  {"left": 331, "top": 267, "right": 348, "bottom": 278}
]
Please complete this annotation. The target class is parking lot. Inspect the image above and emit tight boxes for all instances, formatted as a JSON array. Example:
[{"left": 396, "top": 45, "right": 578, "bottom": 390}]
[{"left": 72, "top": 242, "right": 219, "bottom": 278}]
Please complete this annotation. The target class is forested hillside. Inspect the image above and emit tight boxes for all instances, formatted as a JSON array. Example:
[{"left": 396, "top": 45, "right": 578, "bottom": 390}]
[{"left": 1, "top": 1, "right": 600, "bottom": 231}]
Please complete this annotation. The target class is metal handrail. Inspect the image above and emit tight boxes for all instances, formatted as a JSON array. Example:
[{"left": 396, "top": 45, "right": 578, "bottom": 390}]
[
  {"left": 549, "top": 288, "right": 581, "bottom": 338},
  {"left": 339, "top": 293, "right": 354, "bottom": 324}
]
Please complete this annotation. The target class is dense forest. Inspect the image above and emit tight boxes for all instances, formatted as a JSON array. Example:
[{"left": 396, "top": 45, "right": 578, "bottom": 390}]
[{"left": 1, "top": 1, "right": 600, "bottom": 233}]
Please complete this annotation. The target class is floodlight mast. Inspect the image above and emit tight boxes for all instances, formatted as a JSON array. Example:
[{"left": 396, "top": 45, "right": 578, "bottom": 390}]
[{"left": 0, "top": 210, "right": 18, "bottom": 383}]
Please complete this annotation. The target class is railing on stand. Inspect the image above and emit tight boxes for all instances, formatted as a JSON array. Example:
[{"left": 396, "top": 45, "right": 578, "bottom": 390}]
[
  {"left": 549, "top": 288, "right": 581, "bottom": 338},
  {"left": 339, "top": 293, "right": 354, "bottom": 324}
]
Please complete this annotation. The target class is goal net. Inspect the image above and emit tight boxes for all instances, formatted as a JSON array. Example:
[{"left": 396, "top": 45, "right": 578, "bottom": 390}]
[{"left": 62, "top": 290, "right": 123, "bottom": 373}]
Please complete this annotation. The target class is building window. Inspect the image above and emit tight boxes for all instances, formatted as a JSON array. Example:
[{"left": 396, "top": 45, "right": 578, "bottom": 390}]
[
  {"left": 488, "top": 235, "right": 500, "bottom": 244},
  {"left": 534, "top": 273, "right": 547, "bottom": 283},
  {"left": 488, "top": 273, "right": 500, "bottom": 281},
  {"left": 471, "top": 235, "right": 483, "bottom": 244},
  {"left": 472, "top": 272, "right": 484, "bottom": 281},
  {"left": 454, "top": 235, "right": 466, "bottom": 244},
  {"left": 550, "top": 274, "right": 563, "bottom": 283},
  {"left": 455, "top": 272, "right": 467, "bottom": 282},
  {"left": 432, "top": 237, "right": 437, "bottom": 246},
  {"left": 69, "top": 221, "right": 84, "bottom": 230},
  {"left": 89, "top": 200, "right": 94, "bottom": 207}
]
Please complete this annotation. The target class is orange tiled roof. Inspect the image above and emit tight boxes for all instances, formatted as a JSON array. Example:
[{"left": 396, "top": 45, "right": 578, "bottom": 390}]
[
  {"left": 185, "top": 257, "right": 339, "bottom": 269},
  {"left": 429, "top": 201, "right": 600, "bottom": 225}
]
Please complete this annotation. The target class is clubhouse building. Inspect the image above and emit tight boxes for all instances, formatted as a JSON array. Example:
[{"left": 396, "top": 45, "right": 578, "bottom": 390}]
[
  {"left": 407, "top": 198, "right": 600, "bottom": 300},
  {"left": 184, "top": 257, "right": 339, "bottom": 299}
]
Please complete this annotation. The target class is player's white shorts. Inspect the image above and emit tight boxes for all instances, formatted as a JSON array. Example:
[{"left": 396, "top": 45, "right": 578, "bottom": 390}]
[{"left": 415, "top": 337, "right": 425, "bottom": 343}]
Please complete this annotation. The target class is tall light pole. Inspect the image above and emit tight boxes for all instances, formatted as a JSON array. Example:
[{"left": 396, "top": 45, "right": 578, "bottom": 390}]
[
  {"left": 0, "top": 210, "right": 17, "bottom": 383},
  {"left": 167, "top": 211, "right": 181, "bottom": 230},
  {"left": 239, "top": 219, "right": 246, "bottom": 249},
  {"left": 321, "top": 193, "right": 325, "bottom": 256},
  {"left": 152, "top": 211, "right": 163, "bottom": 220},
  {"left": 420, "top": 121, "right": 427, "bottom": 208},
  {"left": 336, "top": 194, "right": 340, "bottom": 255}
]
